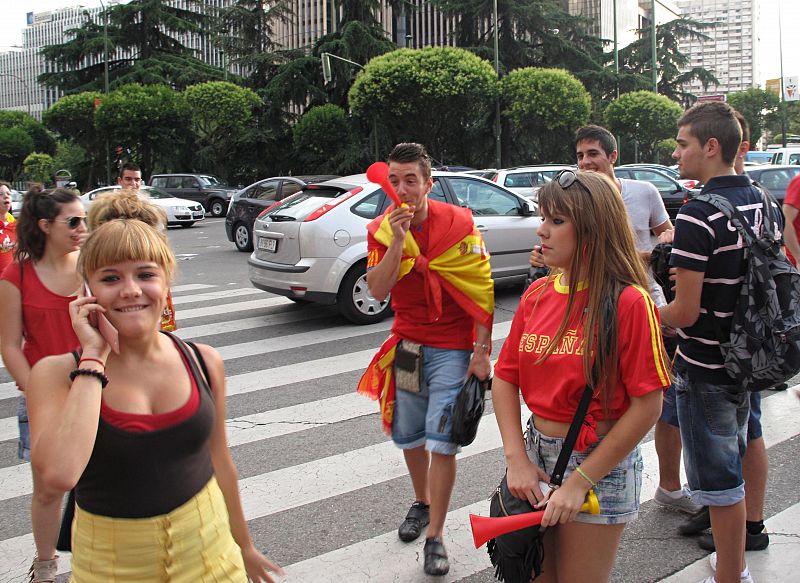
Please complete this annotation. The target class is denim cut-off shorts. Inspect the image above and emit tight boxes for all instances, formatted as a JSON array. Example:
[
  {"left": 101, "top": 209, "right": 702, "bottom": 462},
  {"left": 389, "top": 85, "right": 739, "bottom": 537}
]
[
  {"left": 391, "top": 345, "right": 471, "bottom": 455},
  {"left": 17, "top": 393, "right": 30, "bottom": 462},
  {"left": 525, "top": 418, "right": 643, "bottom": 525}
]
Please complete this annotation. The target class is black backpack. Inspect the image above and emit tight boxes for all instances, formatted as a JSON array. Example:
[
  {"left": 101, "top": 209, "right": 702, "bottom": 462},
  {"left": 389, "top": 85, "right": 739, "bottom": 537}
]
[{"left": 694, "top": 191, "right": 800, "bottom": 391}]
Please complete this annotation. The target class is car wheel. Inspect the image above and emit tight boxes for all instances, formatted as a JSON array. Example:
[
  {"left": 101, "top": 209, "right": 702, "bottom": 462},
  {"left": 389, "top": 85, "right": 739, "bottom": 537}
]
[
  {"left": 234, "top": 222, "right": 253, "bottom": 252},
  {"left": 337, "top": 262, "right": 393, "bottom": 325},
  {"left": 209, "top": 199, "right": 226, "bottom": 217},
  {"left": 180, "top": 222, "right": 195, "bottom": 228}
]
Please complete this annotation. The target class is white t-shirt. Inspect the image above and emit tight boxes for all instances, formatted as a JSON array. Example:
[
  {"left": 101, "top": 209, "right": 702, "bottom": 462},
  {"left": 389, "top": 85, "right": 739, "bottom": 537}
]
[{"left": 618, "top": 178, "right": 670, "bottom": 306}]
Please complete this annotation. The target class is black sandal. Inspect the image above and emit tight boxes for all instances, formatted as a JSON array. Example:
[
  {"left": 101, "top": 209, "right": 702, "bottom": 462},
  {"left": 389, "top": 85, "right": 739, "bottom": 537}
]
[
  {"left": 424, "top": 536, "right": 450, "bottom": 576},
  {"left": 398, "top": 501, "right": 430, "bottom": 542}
]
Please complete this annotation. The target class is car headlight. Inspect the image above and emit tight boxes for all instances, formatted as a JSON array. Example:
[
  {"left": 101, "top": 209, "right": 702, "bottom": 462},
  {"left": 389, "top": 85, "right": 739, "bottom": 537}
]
[
  {"left": 191, "top": 205, "right": 202, "bottom": 211},
  {"left": 171, "top": 206, "right": 190, "bottom": 214}
]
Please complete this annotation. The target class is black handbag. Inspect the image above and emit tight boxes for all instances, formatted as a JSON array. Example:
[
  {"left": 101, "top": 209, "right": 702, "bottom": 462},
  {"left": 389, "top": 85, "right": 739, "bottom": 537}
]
[
  {"left": 450, "top": 374, "right": 490, "bottom": 446},
  {"left": 487, "top": 384, "right": 594, "bottom": 582}
]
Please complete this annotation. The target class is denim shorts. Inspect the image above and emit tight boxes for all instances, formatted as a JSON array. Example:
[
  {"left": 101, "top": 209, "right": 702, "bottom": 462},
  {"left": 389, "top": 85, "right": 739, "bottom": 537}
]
[
  {"left": 661, "top": 383, "right": 762, "bottom": 441},
  {"left": 524, "top": 418, "right": 643, "bottom": 525},
  {"left": 674, "top": 372, "right": 749, "bottom": 507},
  {"left": 17, "top": 393, "right": 30, "bottom": 461},
  {"left": 391, "top": 345, "right": 471, "bottom": 455}
]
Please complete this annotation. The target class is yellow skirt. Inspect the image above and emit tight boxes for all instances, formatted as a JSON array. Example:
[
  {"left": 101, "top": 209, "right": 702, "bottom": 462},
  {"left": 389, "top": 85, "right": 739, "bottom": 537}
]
[{"left": 70, "top": 477, "right": 247, "bottom": 582}]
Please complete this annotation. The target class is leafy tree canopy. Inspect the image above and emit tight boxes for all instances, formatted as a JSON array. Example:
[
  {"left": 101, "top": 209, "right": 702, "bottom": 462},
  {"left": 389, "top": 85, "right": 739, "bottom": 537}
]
[
  {"left": 23, "top": 153, "right": 55, "bottom": 185},
  {"left": 94, "top": 83, "right": 191, "bottom": 178},
  {"left": 39, "top": 0, "right": 224, "bottom": 93},
  {"left": 500, "top": 67, "right": 591, "bottom": 164},
  {"left": 293, "top": 104, "right": 366, "bottom": 174},
  {"left": 0, "top": 111, "right": 57, "bottom": 156},
  {"left": 617, "top": 18, "right": 718, "bottom": 106},
  {"left": 349, "top": 46, "right": 497, "bottom": 165},
  {"left": 0, "top": 127, "right": 36, "bottom": 180},
  {"left": 727, "top": 88, "right": 781, "bottom": 148},
  {"left": 604, "top": 90, "right": 683, "bottom": 162}
]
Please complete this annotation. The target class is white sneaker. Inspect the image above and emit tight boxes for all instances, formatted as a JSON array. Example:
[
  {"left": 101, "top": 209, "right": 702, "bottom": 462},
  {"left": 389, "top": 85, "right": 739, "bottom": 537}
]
[
  {"left": 654, "top": 485, "right": 703, "bottom": 514},
  {"left": 708, "top": 552, "right": 755, "bottom": 583}
]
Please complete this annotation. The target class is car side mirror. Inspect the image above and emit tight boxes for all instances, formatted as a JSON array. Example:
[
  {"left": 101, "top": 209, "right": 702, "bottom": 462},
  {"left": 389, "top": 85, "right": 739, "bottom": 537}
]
[{"left": 520, "top": 200, "right": 536, "bottom": 216}]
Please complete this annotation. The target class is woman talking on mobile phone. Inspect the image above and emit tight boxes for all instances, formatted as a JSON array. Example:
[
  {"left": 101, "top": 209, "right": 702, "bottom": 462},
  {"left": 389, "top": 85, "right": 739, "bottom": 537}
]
[
  {"left": 25, "top": 217, "right": 283, "bottom": 583},
  {"left": 0, "top": 185, "right": 87, "bottom": 582},
  {"left": 492, "top": 170, "right": 668, "bottom": 582}
]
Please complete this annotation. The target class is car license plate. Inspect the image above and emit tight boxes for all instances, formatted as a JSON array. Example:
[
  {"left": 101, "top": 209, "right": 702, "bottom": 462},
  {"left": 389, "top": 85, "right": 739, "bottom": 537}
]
[{"left": 258, "top": 237, "right": 277, "bottom": 252}]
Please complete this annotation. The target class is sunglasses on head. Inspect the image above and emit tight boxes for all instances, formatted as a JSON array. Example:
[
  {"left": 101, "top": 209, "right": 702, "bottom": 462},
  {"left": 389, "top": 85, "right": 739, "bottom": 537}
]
[
  {"left": 56, "top": 216, "right": 87, "bottom": 230},
  {"left": 554, "top": 169, "right": 592, "bottom": 197}
]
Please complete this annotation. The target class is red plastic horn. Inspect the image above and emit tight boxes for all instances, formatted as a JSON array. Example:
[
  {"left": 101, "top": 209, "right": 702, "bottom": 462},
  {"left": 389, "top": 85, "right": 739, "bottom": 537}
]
[
  {"left": 366, "top": 162, "right": 403, "bottom": 207},
  {"left": 469, "top": 491, "right": 600, "bottom": 548}
]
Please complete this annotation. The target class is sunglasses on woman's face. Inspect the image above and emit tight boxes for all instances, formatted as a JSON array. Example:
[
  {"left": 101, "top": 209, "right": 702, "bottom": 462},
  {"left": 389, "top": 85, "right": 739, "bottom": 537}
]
[
  {"left": 555, "top": 169, "right": 592, "bottom": 197},
  {"left": 55, "top": 216, "right": 87, "bottom": 230}
]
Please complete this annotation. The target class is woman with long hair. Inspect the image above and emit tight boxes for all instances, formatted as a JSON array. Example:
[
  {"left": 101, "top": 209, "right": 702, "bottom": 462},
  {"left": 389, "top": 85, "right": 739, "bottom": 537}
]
[
  {"left": 0, "top": 185, "right": 87, "bottom": 582},
  {"left": 492, "top": 170, "right": 669, "bottom": 582},
  {"left": 26, "top": 217, "right": 283, "bottom": 582}
]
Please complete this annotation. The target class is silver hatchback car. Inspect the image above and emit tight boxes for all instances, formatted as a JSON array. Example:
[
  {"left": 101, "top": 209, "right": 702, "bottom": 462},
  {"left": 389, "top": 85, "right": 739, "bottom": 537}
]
[{"left": 248, "top": 172, "right": 542, "bottom": 324}]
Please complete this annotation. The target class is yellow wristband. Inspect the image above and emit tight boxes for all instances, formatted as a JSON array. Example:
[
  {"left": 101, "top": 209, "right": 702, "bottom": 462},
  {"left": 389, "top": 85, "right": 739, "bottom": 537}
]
[{"left": 575, "top": 467, "right": 596, "bottom": 488}]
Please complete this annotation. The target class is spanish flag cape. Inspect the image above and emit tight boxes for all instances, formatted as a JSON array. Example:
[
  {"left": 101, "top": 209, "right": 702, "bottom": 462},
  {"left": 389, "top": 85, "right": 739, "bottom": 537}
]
[{"left": 357, "top": 200, "right": 494, "bottom": 434}]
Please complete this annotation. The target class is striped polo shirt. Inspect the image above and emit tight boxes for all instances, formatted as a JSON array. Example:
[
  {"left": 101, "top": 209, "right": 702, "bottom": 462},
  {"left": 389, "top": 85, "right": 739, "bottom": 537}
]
[{"left": 670, "top": 174, "right": 783, "bottom": 384}]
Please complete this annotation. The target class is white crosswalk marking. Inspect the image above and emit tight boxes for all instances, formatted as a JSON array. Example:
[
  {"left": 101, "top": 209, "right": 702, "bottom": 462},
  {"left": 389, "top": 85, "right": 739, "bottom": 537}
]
[{"left": 0, "top": 282, "right": 798, "bottom": 583}]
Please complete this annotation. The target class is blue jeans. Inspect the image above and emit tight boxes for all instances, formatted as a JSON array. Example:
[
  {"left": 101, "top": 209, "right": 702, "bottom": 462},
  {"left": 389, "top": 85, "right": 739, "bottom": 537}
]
[
  {"left": 17, "top": 393, "right": 30, "bottom": 461},
  {"left": 675, "top": 372, "right": 749, "bottom": 507},
  {"left": 391, "top": 345, "right": 471, "bottom": 455}
]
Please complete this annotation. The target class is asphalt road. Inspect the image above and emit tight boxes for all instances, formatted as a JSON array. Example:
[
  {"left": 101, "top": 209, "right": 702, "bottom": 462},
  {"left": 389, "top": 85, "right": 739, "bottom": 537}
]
[{"left": 0, "top": 217, "right": 797, "bottom": 582}]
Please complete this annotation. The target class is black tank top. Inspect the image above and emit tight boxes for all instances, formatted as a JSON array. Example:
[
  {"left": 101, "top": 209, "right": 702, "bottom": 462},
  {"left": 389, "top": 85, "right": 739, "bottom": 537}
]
[{"left": 75, "top": 333, "right": 215, "bottom": 519}]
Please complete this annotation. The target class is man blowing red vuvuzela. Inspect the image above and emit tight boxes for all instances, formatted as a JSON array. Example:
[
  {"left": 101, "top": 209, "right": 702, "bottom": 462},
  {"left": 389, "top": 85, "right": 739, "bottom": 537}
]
[{"left": 357, "top": 143, "right": 494, "bottom": 576}]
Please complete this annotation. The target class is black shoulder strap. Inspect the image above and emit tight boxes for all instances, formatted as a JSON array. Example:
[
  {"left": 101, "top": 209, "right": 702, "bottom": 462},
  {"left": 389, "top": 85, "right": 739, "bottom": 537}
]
[
  {"left": 186, "top": 340, "right": 211, "bottom": 387},
  {"left": 549, "top": 384, "right": 594, "bottom": 487},
  {"left": 694, "top": 190, "right": 777, "bottom": 251},
  {"left": 162, "top": 331, "right": 212, "bottom": 396},
  {"left": 70, "top": 350, "right": 81, "bottom": 364}
]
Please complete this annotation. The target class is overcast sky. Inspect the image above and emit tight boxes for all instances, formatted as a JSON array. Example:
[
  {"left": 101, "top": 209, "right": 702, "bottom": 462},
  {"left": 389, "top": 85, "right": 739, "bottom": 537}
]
[{"left": 1, "top": 0, "right": 797, "bottom": 87}]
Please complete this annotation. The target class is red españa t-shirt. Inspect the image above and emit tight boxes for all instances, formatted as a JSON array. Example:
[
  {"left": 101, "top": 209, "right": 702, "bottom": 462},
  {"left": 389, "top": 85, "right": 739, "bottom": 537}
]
[
  {"left": 784, "top": 174, "right": 800, "bottom": 266},
  {"left": 367, "top": 219, "right": 473, "bottom": 350},
  {"left": 494, "top": 274, "right": 669, "bottom": 428}
]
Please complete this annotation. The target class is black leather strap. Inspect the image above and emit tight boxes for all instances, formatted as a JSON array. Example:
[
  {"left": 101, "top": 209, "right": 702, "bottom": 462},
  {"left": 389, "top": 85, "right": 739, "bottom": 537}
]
[{"left": 549, "top": 384, "right": 593, "bottom": 486}]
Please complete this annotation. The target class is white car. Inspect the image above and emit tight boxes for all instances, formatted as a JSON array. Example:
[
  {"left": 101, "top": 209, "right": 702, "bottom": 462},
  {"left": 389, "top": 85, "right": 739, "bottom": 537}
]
[
  {"left": 80, "top": 185, "right": 206, "bottom": 227},
  {"left": 10, "top": 189, "right": 24, "bottom": 217},
  {"left": 490, "top": 165, "right": 575, "bottom": 201},
  {"left": 248, "top": 172, "right": 541, "bottom": 324}
]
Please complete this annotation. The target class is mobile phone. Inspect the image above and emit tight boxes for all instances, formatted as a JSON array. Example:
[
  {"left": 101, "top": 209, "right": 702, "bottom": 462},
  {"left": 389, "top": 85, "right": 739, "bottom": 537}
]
[{"left": 83, "top": 283, "right": 120, "bottom": 354}]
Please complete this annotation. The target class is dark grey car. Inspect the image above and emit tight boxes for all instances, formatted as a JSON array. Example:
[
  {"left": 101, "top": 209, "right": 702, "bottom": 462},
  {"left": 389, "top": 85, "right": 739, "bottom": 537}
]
[
  {"left": 149, "top": 173, "right": 238, "bottom": 217},
  {"left": 225, "top": 175, "right": 339, "bottom": 252},
  {"left": 745, "top": 165, "right": 800, "bottom": 204}
]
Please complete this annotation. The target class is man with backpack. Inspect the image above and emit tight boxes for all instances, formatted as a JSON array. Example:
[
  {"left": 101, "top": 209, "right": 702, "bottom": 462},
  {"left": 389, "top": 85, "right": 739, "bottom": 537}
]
[{"left": 659, "top": 101, "right": 786, "bottom": 583}]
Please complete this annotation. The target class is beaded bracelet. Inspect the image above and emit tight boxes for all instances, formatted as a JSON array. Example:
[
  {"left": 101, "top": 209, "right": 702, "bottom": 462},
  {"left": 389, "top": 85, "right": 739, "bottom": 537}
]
[
  {"left": 69, "top": 368, "right": 109, "bottom": 389},
  {"left": 575, "top": 467, "right": 596, "bottom": 488}
]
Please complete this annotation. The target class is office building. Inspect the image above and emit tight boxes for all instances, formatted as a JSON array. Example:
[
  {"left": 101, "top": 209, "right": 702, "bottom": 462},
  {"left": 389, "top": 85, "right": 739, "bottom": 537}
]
[
  {"left": 564, "top": 0, "right": 680, "bottom": 49},
  {"left": 677, "top": 0, "right": 759, "bottom": 96}
]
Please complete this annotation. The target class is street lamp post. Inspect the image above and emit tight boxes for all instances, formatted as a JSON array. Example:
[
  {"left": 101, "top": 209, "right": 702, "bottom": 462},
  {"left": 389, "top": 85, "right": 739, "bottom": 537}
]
[
  {"left": 650, "top": 0, "right": 658, "bottom": 93},
  {"left": 778, "top": 0, "right": 788, "bottom": 148},
  {"left": 493, "top": 0, "right": 501, "bottom": 168},
  {"left": 0, "top": 73, "right": 31, "bottom": 117},
  {"left": 97, "top": 0, "right": 111, "bottom": 185}
]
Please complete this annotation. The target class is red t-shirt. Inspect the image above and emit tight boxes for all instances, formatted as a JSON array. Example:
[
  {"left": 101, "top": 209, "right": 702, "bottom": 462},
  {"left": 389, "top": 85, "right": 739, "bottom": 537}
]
[
  {"left": 367, "top": 213, "right": 473, "bottom": 350},
  {"left": 1, "top": 260, "right": 79, "bottom": 368},
  {"left": 784, "top": 174, "right": 800, "bottom": 266},
  {"left": 494, "top": 274, "right": 669, "bottom": 445},
  {"left": 0, "top": 216, "right": 17, "bottom": 274}
]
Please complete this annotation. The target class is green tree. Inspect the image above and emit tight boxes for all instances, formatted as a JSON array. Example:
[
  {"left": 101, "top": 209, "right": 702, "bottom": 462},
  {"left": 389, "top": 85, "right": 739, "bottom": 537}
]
[
  {"left": 23, "top": 153, "right": 55, "bottom": 185},
  {"left": 0, "top": 111, "right": 57, "bottom": 156},
  {"left": 349, "top": 47, "right": 497, "bottom": 166},
  {"left": 216, "top": 0, "right": 289, "bottom": 89},
  {"left": 40, "top": 0, "right": 224, "bottom": 93},
  {"left": 183, "top": 81, "right": 261, "bottom": 179},
  {"left": 51, "top": 140, "right": 90, "bottom": 190},
  {"left": 292, "top": 104, "right": 365, "bottom": 174},
  {"left": 727, "top": 88, "right": 780, "bottom": 148},
  {"left": 43, "top": 92, "right": 104, "bottom": 186},
  {"left": 500, "top": 67, "right": 591, "bottom": 165},
  {"left": 617, "top": 18, "right": 718, "bottom": 106},
  {"left": 94, "top": 84, "right": 191, "bottom": 178},
  {"left": 0, "top": 127, "right": 35, "bottom": 179},
  {"left": 604, "top": 91, "right": 683, "bottom": 163}
]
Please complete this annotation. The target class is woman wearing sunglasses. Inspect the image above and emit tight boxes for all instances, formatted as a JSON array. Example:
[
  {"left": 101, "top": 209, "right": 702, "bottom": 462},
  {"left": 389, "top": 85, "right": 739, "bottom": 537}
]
[
  {"left": 0, "top": 185, "right": 88, "bottom": 582},
  {"left": 492, "top": 170, "right": 668, "bottom": 582}
]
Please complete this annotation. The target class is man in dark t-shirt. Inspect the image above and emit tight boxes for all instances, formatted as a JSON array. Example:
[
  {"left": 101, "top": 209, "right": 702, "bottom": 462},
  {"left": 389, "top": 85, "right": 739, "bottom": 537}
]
[{"left": 660, "top": 101, "right": 783, "bottom": 583}]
